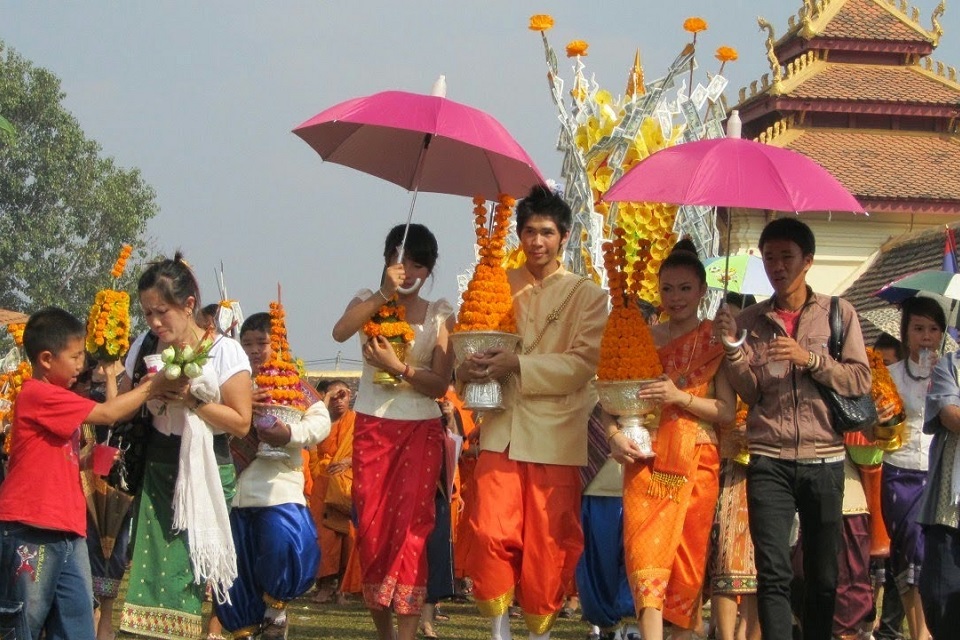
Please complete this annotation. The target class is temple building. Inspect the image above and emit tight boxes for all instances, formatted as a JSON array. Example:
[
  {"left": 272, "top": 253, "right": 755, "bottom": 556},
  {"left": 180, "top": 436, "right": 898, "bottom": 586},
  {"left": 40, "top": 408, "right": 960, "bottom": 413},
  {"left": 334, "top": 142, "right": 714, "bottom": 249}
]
[{"left": 726, "top": 0, "right": 960, "bottom": 294}]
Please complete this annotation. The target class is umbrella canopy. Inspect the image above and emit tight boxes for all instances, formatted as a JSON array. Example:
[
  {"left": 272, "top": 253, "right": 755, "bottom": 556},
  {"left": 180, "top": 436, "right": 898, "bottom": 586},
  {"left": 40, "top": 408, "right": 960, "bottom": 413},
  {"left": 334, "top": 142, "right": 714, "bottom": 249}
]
[
  {"left": 704, "top": 254, "right": 773, "bottom": 296},
  {"left": 603, "top": 137, "right": 866, "bottom": 213},
  {"left": 875, "top": 269, "right": 960, "bottom": 304},
  {"left": 293, "top": 89, "right": 544, "bottom": 200}
]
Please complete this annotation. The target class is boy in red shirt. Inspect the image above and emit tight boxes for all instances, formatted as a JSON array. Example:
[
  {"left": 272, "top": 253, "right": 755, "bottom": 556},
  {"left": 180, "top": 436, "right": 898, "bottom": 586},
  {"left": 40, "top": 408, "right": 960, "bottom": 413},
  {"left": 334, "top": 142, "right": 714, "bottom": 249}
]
[{"left": 0, "top": 307, "right": 169, "bottom": 640}]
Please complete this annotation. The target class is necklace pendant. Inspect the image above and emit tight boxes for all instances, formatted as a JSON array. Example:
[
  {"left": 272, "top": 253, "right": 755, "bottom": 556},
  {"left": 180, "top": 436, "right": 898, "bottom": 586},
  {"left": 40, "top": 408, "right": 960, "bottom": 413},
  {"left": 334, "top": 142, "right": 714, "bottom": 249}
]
[{"left": 677, "top": 374, "right": 687, "bottom": 388}]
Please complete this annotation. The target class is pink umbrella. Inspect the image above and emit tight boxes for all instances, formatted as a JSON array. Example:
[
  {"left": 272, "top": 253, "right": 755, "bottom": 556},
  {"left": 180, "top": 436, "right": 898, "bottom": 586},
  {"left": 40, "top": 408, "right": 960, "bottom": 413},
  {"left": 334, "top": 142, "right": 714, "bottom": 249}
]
[
  {"left": 603, "top": 121, "right": 865, "bottom": 346},
  {"left": 603, "top": 136, "right": 865, "bottom": 213},
  {"left": 294, "top": 78, "right": 543, "bottom": 291},
  {"left": 294, "top": 87, "right": 543, "bottom": 199}
]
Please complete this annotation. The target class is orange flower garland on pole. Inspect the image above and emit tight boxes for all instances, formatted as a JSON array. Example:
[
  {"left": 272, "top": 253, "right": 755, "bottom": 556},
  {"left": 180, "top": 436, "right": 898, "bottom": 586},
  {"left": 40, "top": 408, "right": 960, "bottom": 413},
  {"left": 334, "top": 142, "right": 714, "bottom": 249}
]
[{"left": 85, "top": 244, "right": 133, "bottom": 362}]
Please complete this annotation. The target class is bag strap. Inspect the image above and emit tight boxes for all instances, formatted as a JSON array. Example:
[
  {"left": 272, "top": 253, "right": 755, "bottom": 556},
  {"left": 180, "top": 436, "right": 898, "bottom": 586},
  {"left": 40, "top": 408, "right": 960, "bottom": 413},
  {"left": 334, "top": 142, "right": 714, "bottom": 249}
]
[
  {"left": 828, "top": 296, "right": 843, "bottom": 361},
  {"left": 523, "top": 277, "right": 590, "bottom": 355}
]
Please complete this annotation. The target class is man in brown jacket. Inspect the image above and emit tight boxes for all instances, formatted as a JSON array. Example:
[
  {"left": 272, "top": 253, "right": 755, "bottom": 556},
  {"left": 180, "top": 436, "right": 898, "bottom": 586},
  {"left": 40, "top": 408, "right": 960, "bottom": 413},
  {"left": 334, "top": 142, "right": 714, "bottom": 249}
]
[{"left": 714, "top": 217, "right": 871, "bottom": 640}]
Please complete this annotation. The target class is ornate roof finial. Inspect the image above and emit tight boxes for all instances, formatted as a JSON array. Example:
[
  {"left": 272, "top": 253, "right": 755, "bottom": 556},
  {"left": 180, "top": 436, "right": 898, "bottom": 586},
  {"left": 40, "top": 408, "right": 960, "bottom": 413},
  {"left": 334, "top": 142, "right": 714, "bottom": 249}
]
[
  {"left": 932, "top": 0, "right": 946, "bottom": 46},
  {"left": 625, "top": 49, "right": 646, "bottom": 98},
  {"left": 758, "top": 17, "right": 784, "bottom": 93}
]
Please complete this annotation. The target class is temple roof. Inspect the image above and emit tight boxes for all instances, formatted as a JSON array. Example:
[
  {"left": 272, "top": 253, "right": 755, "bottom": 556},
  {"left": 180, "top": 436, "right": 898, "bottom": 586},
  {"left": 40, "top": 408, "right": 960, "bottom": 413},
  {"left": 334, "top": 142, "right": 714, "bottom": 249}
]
[
  {"left": 777, "top": 0, "right": 942, "bottom": 49},
  {"left": 787, "top": 61, "right": 960, "bottom": 104},
  {"left": 757, "top": 124, "right": 960, "bottom": 206},
  {"left": 780, "top": 0, "right": 937, "bottom": 44}
]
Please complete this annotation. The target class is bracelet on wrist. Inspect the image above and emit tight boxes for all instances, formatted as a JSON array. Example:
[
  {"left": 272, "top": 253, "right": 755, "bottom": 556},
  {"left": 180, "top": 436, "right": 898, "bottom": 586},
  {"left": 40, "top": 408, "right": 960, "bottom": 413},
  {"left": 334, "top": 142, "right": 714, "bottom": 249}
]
[
  {"left": 605, "top": 429, "right": 621, "bottom": 443},
  {"left": 682, "top": 392, "right": 695, "bottom": 410},
  {"left": 399, "top": 364, "right": 412, "bottom": 379},
  {"left": 376, "top": 288, "right": 390, "bottom": 302},
  {"left": 725, "top": 349, "right": 744, "bottom": 363},
  {"left": 805, "top": 350, "right": 816, "bottom": 370}
]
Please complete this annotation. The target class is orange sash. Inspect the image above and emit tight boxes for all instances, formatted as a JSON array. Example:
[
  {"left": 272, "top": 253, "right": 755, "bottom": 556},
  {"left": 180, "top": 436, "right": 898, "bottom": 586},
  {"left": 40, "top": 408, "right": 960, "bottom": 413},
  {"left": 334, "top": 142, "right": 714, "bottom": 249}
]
[{"left": 650, "top": 321, "right": 723, "bottom": 500}]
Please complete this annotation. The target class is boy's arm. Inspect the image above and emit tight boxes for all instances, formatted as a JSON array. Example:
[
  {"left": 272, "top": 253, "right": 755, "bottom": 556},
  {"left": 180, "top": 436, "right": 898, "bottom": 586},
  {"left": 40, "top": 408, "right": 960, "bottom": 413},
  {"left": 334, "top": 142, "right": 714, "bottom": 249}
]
[{"left": 86, "top": 378, "right": 154, "bottom": 425}]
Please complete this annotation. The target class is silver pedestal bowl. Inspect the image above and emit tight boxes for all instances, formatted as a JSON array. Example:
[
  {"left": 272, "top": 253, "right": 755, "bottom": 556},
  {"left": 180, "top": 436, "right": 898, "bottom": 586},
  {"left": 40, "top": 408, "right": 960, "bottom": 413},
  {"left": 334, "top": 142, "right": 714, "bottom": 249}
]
[
  {"left": 596, "top": 379, "right": 660, "bottom": 459},
  {"left": 450, "top": 331, "right": 522, "bottom": 411}
]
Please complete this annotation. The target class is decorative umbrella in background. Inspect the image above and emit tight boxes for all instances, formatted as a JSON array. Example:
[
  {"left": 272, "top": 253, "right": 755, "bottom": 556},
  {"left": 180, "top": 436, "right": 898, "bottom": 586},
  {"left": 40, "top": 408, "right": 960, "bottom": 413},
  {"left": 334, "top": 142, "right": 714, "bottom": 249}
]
[
  {"left": 703, "top": 254, "right": 773, "bottom": 296},
  {"left": 874, "top": 269, "right": 960, "bottom": 304},
  {"left": 293, "top": 77, "right": 544, "bottom": 292}
]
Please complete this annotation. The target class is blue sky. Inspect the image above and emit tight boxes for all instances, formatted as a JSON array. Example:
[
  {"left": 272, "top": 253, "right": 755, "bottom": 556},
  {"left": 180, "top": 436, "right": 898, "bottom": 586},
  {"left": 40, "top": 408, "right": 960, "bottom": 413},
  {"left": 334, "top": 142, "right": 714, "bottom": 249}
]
[{"left": 4, "top": 1, "right": 957, "bottom": 367}]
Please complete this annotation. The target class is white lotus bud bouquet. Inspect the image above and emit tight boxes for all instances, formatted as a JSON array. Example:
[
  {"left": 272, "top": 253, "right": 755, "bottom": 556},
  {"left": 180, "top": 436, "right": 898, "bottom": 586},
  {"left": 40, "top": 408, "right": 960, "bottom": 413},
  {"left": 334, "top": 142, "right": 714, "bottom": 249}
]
[{"left": 160, "top": 332, "right": 215, "bottom": 380}]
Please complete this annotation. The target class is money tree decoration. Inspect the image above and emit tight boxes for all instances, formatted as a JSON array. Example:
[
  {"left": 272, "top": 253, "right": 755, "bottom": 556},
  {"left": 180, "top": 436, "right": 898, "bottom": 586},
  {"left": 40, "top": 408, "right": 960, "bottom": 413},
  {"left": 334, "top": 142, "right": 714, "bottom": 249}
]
[{"left": 530, "top": 13, "right": 736, "bottom": 307}]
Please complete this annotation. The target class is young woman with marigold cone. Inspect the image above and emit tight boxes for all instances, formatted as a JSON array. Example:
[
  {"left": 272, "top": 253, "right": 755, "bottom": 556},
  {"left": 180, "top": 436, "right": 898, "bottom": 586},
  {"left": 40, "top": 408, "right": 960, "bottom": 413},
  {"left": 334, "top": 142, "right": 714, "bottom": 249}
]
[
  {"left": 607, "top": 240, "right": 735, "bottom": 640},
  {"left": 332, "top": 223, "right": 454, "bottom": 640}
]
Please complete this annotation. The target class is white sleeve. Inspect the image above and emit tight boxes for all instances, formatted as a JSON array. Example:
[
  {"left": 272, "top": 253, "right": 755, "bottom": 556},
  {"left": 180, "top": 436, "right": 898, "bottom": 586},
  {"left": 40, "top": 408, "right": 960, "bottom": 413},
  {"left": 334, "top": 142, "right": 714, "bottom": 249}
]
[
  {"left": 210, "top": 337, "right": 252, "bottom": 386},
  {"left": 289, "top": 401, "right": 332, "bottom": 448}
]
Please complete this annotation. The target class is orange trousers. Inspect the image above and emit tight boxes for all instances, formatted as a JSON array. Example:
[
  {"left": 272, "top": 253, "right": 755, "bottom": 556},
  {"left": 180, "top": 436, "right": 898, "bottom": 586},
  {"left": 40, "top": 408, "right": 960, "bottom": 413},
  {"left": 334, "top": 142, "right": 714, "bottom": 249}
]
[
  {"left": 466, "top": 450, "right": 583, "bottom": 635},
  {"left": 624, "top": 444, "right": 719, "bottom": 630}
]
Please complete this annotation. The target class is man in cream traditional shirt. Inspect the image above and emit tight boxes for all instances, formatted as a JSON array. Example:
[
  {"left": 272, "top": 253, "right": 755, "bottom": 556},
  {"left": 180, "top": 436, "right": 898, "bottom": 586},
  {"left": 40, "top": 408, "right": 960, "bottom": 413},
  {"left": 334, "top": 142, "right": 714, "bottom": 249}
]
[{"left": 459, "top": 185, "right": 607, "bottom": 640}]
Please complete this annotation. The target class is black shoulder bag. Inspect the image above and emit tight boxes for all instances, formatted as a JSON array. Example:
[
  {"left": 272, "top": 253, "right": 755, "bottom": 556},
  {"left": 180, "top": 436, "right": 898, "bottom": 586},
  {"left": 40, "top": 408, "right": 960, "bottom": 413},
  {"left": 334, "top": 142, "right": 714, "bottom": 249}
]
[
  {"left": 107, "top": 332, "right": 158, "bottom": 494},
  {"left": 818, "top": 296, "right": 877, "bottom": 433}
]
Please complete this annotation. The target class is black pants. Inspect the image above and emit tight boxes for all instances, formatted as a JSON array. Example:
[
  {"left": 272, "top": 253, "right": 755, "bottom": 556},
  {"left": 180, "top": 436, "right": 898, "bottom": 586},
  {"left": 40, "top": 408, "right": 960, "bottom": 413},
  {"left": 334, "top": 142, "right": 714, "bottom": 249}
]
[
  {"left": 874, "top": 556, "right": 905, "bottom": 640},
  {"left": 919, "top": 524, "right": 960, "bottom": 639},
  {"left": 747, "top": 456, "right": 844, "bottom": 640}
]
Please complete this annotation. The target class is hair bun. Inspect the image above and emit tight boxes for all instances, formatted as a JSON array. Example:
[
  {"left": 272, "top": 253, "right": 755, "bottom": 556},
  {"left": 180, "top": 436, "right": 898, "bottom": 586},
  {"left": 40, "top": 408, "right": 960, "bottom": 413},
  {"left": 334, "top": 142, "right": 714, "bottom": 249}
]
[{"left": 671, "top": 238, "right": 698, "bottom": 256}]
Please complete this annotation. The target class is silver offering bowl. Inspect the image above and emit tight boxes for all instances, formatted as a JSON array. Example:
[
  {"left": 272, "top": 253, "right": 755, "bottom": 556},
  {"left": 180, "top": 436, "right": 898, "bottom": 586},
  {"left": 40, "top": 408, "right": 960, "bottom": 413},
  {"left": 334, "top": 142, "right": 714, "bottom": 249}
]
[
  {"left": 450, "top": 331, "right": 522, "bottom": 411},
  {"left": 596, "top": 379, "right": 660, "bottom": 459}
]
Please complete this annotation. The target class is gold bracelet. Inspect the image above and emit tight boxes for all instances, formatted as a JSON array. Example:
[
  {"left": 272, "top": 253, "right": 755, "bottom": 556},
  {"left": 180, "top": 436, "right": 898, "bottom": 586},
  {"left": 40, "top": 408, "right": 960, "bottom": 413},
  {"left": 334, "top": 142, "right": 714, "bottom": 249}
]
[
  {"left": 605, "top": 429, "right": 621, "bottom": 443},
  {"left": 683, "top": 392, "right": 695, "bottom": 409},
  {"left": 805, "top": 351, "right": 816, "bottom": 369},
  {"left": 376, "top": 288, "right": 390, "bottom": 302}
]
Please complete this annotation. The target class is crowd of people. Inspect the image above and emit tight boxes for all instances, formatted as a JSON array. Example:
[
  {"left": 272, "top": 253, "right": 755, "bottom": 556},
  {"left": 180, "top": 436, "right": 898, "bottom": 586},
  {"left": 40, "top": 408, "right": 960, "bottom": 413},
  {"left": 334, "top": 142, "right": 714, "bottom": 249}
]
[{"left": 1, "top": 185, "right": 959, "bottom": 640}]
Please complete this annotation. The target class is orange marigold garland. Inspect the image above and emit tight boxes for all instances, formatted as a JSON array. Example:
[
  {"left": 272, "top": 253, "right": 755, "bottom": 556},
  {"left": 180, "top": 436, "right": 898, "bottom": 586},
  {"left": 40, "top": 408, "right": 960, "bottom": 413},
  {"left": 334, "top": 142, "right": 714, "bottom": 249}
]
[
  {"left": 597, "top": 225, "right": 663, "bottom": 381},
  {"left": 455, "top": 194, "right": 517, "bottom": 333},
  {"left": 85, "top": 244, "right": 133, "bottom": 362},
  {"left": 1, "top": 323, "right": 31, "bottom": 454},
  {"left": 255, "top": 300, "right": 307, "bottom": 410},
  {"left": 363, "top": 297, "right": 415, "bottom": 344}
]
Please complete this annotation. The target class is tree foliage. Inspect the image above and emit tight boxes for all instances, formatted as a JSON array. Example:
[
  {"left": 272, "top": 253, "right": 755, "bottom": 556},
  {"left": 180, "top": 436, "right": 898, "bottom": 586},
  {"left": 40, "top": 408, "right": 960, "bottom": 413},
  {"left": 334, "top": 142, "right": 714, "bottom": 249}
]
[{"left": 0, "top": 39, "right": 157, "bottom": 318}]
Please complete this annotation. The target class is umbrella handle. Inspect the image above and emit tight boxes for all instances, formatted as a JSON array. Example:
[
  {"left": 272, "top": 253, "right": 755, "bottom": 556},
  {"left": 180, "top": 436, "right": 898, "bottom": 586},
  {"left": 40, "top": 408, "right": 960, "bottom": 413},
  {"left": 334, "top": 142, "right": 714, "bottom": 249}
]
[
  {"left": 393, "top": 244, "right": 422, "bottom": 294},
  {"left": 722, "top": 330, "right": 748, "bottom": 350},
  {"left": 397, "top": 279, "right": 421, "bottom": 295}
]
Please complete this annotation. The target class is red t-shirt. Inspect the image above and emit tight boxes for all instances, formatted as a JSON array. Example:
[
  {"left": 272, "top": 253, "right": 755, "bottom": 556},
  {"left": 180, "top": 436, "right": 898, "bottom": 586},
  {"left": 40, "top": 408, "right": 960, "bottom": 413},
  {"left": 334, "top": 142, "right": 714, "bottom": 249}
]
[
  {"left": 0, "top": 378, "right": 95, "bottom": 536},
  {"left": 776, "top": 308, "right": 802, "bottom": 339}
]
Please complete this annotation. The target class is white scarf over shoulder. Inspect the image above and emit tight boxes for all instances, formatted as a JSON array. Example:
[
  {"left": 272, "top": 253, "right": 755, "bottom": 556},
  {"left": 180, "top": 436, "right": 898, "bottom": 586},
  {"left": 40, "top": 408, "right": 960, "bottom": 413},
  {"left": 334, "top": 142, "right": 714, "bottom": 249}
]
[{"left": 171, "top": 372, "right": 237, "bottom": 604}]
